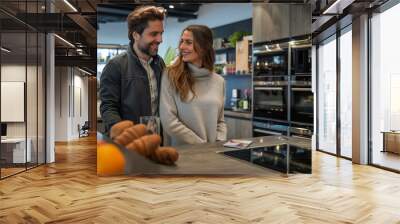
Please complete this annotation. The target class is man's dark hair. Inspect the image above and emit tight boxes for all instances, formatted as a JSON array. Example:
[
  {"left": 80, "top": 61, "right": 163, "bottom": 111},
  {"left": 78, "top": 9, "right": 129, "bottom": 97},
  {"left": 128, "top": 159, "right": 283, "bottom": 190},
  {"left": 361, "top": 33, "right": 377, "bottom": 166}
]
[{"left": 127, "top": 6, "right": 165, "bottom": 41}]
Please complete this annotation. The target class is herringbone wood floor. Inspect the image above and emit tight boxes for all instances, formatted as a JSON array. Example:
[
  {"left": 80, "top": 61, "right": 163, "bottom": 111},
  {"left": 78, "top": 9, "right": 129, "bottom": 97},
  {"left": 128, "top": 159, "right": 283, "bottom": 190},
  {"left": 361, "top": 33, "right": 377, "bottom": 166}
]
[{"left": 1, "top": 136, "right": 400, "bottom": 223}]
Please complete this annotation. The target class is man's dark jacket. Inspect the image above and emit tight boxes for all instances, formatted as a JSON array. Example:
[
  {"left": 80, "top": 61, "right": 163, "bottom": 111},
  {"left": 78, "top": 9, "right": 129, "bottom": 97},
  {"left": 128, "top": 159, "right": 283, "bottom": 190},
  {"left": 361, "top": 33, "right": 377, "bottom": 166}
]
[{"left": 99, "top": 43, "right": 165, "bottom": 134}]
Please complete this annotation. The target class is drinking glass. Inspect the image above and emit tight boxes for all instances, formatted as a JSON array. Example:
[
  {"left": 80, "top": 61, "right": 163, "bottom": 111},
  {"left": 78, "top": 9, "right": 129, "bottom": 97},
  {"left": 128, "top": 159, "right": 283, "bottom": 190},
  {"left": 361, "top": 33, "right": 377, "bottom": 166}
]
[{"left": 139, "top": 116, "right": 160, "bottom": 135}]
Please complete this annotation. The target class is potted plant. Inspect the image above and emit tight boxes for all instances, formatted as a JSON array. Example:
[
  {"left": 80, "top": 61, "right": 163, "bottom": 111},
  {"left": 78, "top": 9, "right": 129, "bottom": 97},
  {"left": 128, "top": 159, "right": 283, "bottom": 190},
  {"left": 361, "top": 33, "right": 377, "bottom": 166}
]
[{"left": 228, "top": 31, "right": 251, "bottom": 48}]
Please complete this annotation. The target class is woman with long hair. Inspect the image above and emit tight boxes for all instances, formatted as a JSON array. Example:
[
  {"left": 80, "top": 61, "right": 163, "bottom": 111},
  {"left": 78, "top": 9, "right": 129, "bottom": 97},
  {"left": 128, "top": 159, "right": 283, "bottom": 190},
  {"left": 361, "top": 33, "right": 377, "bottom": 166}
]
[{"left": 160, "top": 25, "right": 227, "bottom": 146}]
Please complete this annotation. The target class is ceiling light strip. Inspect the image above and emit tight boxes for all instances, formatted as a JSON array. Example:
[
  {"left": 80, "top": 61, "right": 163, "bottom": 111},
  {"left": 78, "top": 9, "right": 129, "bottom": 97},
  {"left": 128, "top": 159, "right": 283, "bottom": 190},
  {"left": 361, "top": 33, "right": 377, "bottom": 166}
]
[
  {"left": 1, "top": 47, "right": 11, "bottom": 53},
  {"left": 78, "top": 67, "right": 93, "bottom": 76},
  {"left": 63, "top": 0, "right": 78, "bottom": 12},
  {"left": 323, "top": 0, "right": 356, "bottom": 15},
  {"left": 54, "top": 34, "right": 75, "bottom": 48}
]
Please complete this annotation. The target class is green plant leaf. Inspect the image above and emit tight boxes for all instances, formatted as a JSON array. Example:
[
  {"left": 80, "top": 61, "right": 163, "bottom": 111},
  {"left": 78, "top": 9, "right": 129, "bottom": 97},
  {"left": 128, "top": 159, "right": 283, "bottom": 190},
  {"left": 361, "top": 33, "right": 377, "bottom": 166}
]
[
  {"left": 228, "top": 31, "right": 251, "bottom": 47},
  {"left": 163, "top": 46, "right": 177, "bottom": 66}
]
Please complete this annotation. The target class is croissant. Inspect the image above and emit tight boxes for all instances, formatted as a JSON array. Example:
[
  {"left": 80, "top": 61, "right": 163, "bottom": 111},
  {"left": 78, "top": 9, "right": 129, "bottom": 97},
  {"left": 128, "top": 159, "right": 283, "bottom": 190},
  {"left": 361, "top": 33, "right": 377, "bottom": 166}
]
[
  {"left": 110, "top": 120, "right": 134, "bottom": 139},
  {"left": 109, "top": 120, "right": 179, "bottom": 165},
  {"left": 152, "top": 147, "right": 179, "bottom": 165},
  {"left": 125, "top": 134, "right": 161, "bottom": 157},
  {"left": 113, "top": 124, "right": 147, "bottom": 146}
]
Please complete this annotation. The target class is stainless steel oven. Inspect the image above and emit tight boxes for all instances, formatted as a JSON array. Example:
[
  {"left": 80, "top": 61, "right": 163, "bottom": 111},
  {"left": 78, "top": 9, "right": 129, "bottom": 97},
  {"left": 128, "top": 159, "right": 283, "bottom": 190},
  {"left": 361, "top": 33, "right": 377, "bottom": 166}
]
[
  {"left": 290, "top": 45, "right": 311, "bottom": 76},
  {"left": 253, "top": 120, "right": 289, "bottom": 137},
  {"left": 253, "top": 43, "right": 288, "bottom": 77},
  {"left": 253, "top": 80, "right": 288, "bottom": 121},
  {"left": 289, "top": 39, "right": 313, "bottom": 124},
  {"left": 290, "top": 80, "right": 313, "bottom": 124},
  {"left": 290, "top": 125, "right": 313, "bottom": 140}
]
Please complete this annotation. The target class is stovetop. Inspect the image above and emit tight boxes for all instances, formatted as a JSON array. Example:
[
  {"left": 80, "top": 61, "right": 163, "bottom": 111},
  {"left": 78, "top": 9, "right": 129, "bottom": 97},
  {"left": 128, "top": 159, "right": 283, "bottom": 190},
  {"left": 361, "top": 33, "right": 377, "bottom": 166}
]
[{"left": 219, "top": 144, "right": 311, "bottom": 174}]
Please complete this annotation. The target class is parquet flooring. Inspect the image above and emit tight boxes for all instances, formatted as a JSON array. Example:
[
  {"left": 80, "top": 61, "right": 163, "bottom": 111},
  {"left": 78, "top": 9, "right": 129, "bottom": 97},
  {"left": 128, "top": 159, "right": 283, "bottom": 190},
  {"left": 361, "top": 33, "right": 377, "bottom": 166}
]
[
  {"left": 1, "top": 136, "right": 400, "bottom": 223},
  {"left": 1, "top": 167, "right": 26, "bottom": 178},
  {"left": 372, "top": 151, "right": 400, "bottom": 171}
]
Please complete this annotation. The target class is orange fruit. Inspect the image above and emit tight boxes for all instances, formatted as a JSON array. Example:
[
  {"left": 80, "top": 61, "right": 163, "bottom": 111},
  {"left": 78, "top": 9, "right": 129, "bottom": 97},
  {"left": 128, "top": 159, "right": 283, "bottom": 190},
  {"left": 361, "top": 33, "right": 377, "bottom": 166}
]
[
  {"left": 97, "top": 140, "right": 106, "bottom": 146},
  {"left": 97, "top": 143, "right": 125, "bottom": 176}
]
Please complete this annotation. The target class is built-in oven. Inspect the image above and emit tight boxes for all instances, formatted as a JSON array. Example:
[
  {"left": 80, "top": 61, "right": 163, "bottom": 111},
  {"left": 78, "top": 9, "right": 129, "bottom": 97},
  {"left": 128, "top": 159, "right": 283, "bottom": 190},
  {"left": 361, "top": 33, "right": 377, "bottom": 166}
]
[
  {"left": 290, "top": 125, "right": 313, "bottom": 140},
  {"left": 290, "top": 80, "right": 313, "bottom": 124},
  {"left": 253, "top": 80, "right": 288, "bottom": 121},
  {"left": 253, "top": 42, "right": 288, "bottom": 77},
  {"left": 290, "top": 44, "right": 311, "bottom": 76},
  {"left": 253, "top": 119, "right": 289, "bottom": 137}
]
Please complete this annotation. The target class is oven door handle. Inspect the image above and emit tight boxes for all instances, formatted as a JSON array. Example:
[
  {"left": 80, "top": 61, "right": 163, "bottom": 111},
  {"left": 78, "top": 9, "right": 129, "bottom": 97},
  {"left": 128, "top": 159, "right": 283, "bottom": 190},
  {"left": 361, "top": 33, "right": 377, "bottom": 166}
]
[
  {"left": 253, "top": 129, "right": 283, "bottom": 135},
  {"left": 254, "top": 87, "right": 283, "bottom": 91},
  {"left": 291, "top": 88, "right": 311, "bottom": 91}
]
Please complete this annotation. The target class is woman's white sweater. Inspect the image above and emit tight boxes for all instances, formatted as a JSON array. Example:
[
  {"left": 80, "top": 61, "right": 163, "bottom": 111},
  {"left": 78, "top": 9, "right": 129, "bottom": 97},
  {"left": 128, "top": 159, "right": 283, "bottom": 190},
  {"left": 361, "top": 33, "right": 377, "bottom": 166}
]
[{"left": 160, "top": 63, "right": 227, "bottom": 146}]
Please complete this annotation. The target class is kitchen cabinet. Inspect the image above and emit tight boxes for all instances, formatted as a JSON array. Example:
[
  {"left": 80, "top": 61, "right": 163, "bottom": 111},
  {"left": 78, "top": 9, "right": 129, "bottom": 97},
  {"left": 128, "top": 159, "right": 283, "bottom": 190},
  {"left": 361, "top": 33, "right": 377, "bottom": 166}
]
[
  {"left": 290, "top": 4, "right": 311, "bottom": 38},
  {"left": 252, "top": 3, "right": 311, "bottom": 43},
  {"left": 225, "top": 115, "right": 252, "bottom": 139},
  {"left": 253, "top": 3, "right": 290, "bottom": 43}
]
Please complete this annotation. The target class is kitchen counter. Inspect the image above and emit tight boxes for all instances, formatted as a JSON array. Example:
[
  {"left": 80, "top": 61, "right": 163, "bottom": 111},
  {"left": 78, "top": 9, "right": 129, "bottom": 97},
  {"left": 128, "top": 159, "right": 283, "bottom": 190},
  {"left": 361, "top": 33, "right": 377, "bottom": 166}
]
[
  {"left": 224, "top": 109, "right": 252, "bottom": 120},
  {"left": 115, "top": 135, "right": 311, "bottom": 176}
]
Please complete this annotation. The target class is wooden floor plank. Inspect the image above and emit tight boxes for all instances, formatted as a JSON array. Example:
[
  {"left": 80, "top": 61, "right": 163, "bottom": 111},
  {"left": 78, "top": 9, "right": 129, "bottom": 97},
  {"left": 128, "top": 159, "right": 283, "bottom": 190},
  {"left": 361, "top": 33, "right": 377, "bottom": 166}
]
[{"left": 0, "top": 136, "right": 399, "bottom": 223}]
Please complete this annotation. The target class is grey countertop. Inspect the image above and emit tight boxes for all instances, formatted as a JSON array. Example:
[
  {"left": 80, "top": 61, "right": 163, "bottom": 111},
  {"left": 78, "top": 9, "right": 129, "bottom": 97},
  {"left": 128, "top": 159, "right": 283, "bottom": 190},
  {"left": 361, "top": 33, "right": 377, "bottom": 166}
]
[
  {"left": 121, "top": 136, "right": 311, "bottom": 176},
  {"left": 224, "top": 109, "right": 252, "bottom": 120}
]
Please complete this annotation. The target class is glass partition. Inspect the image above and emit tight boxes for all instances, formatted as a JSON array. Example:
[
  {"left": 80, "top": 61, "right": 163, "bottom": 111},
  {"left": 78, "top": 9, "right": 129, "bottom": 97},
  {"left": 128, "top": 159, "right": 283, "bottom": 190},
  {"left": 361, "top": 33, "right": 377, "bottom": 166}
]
[
  {"left": 0, "top": 0, "right": 46, "bottom": 179},
  {"left": 38, "top": 31, "right": 45, "bottom": 165},
  {"left": 0, "top": 4, "right": 28, "bottom": 177},
  {"left": 27, "top": 31, "right": 38, "bottom": 169}
]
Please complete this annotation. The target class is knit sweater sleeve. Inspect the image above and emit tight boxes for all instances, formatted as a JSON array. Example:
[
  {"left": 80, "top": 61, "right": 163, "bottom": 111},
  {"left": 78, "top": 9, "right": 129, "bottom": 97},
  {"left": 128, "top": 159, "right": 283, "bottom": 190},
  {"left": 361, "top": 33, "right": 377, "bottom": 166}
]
[
  {"left": 160, "top": 71, "right": 206, "bottom": 145},
  {"left": 216, "top": 78, "right": 227, "bottom": 141}
]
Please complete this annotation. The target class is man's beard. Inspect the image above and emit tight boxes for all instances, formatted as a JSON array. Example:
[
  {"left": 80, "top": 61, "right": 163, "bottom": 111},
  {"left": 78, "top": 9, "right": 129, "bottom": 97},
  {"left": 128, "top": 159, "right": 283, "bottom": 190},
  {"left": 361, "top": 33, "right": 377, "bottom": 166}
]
[{"left": 139, "top": 41, "right": 158, "bottom": 56}]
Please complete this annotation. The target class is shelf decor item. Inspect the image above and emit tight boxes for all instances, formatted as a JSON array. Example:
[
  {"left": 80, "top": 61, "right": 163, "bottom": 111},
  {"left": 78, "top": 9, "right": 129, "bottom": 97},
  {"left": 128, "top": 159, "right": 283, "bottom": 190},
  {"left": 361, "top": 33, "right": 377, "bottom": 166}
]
[
  {"left": 235, "top": 35, "right": 252, "bottom": 74},
  {"left": 215, "top": 53, "right": 227, "bottom": 64},
  {"left": 213, "top": 38, "right": 224, "bottom": 50},
  {"left": 228, "top": 31, "right": 250, "bottom": 48},
  {"left": 214, "top": 64, "right": 224, "bottom": 75}
]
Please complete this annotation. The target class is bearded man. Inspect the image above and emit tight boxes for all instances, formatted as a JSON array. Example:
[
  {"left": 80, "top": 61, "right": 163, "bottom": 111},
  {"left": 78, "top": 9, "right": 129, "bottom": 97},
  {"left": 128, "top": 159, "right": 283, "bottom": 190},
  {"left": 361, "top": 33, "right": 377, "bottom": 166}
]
[{"left": 100, "top": 6, "right": 166, "bottom": 134}]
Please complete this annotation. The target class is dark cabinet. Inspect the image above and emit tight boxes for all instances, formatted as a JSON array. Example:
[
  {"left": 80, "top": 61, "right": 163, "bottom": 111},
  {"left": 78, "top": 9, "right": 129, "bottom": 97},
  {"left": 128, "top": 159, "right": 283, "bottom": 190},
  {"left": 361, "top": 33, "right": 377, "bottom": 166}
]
[
  {"left": 225, "top": 116, "right": 252, "bottom": 139},
  {"left": 252, "top": 3, "right": 311, "bottom": 43}
]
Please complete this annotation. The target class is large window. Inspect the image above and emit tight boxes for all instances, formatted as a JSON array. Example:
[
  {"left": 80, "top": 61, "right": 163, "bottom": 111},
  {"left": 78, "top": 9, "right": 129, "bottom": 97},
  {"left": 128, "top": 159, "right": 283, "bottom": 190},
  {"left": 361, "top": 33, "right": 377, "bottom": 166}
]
[
  {"left": 316, "top": 24, "right": 353, "bottom": 159},
  {"left": 339, "top": 27, "right": 352, "bottom": 158},
  {"left": 370, "top": 2, "right": 400, "bottom": 171},
  {"left": 317, "top": 35, "right": 337, "bottom": 154}
]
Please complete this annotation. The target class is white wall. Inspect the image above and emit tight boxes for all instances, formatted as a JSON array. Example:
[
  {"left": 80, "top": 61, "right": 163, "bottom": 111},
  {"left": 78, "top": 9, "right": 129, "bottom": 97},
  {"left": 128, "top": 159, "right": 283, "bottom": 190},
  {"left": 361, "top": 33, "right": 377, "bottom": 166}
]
[
  {"left": 1, "top": 64, "right": 46, "bottom": 163},
  {"left": 97, "top": 3, "right": 252, "bottom": 57},
  {"left": 1, "top": 65, "right": 26, "bottom": 140},
  {"left": 55, "top": 66, "right": 68, "bottom": 141},
  {"left": 1, "top": 65, "right": 40, "bottom": 137},
  {"left": 54, "top": 67, "right": 89, "bottom": 141},
  {"left": 73, "top": 73, "right": 89, "bottom": 138}
]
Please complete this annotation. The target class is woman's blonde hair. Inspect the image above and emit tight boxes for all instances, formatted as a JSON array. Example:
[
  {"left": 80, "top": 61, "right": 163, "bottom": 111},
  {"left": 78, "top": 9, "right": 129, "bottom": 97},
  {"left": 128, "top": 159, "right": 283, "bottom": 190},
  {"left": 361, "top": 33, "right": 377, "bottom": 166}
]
[{"left": 168, "top": 25, "right": 215, "bottom": 101}]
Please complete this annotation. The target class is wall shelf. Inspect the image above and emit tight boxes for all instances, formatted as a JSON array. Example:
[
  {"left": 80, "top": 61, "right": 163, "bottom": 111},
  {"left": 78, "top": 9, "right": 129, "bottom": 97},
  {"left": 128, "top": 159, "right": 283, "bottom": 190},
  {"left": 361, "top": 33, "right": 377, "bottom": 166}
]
[
  {"left": 221, "top": 73, "right": 252, "bottom": 77},
  {"left": 215, "top": 47, "right": 235, "bottom": 54}
]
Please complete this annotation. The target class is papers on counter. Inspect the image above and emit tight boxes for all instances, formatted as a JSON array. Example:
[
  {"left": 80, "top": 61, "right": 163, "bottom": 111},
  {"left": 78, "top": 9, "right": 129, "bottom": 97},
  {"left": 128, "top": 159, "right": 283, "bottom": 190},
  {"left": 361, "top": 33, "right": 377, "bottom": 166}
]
[{"left": 223, "top": 139, "right": 253, "bottom": 149}]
